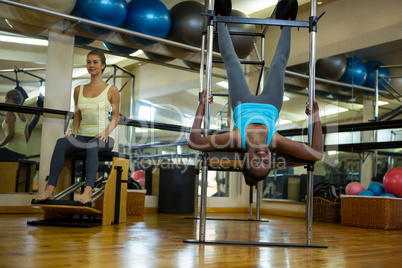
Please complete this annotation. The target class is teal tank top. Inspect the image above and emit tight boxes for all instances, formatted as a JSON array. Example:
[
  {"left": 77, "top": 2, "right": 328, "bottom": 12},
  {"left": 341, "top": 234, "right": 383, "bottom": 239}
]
[{"left": 233, "top": 103, "right": 279, "bottom": 150}]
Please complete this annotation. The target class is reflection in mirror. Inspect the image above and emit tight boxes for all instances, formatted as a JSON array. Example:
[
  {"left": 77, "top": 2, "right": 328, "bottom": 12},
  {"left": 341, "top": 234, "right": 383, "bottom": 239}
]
[{"left": 0, "top": 30, "right": 47, "bottom": 193}]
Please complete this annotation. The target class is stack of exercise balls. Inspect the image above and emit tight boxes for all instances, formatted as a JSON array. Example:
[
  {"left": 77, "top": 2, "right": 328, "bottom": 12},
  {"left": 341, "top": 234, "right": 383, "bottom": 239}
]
[{"left": 345, "top": 174, "right": 400, "bottom": 198}]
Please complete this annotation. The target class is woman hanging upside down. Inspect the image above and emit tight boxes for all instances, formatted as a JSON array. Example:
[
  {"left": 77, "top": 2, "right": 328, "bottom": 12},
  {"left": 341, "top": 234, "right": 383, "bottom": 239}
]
[{"left": 189, "top": 0, "right": 323, "bottom": 186}]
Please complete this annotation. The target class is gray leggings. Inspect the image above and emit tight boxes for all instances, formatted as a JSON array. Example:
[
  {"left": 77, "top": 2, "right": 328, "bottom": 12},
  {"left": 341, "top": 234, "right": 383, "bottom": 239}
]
[
  {"left": 217, "top": 23, "right": 291, "bottom": 112},
  {"left": 48, "top": 135, "right": 114, "bottom": 188}
]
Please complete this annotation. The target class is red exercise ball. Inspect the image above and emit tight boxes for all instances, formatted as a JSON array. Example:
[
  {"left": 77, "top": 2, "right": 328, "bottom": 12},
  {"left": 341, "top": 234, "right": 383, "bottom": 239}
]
[
  {"left": 345, "top": 181, "right": 364, "bottom": 195},
  {"left": 383, "top": 167, "right": 402, "bottom": 198},
  {"left": 131, "top": 170, "right": 146, "bottom": 188}
]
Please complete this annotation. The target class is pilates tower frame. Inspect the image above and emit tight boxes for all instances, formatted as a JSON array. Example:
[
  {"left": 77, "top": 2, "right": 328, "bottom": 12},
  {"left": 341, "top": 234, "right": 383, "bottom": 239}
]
[{"left": 183, "top": 0, "right": 327, "bottom": 248}]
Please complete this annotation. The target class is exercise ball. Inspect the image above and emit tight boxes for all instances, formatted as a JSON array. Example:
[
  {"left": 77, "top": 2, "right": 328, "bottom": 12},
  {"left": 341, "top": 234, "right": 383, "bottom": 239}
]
[
  {"left": 143, "top": 51, "right": 175, "bottom": 63},
  {"left": 131, "top": 170, "right": 145, "bottom": 188},
  {"left": 103, "top": 42, "right": 138, "bottom": 56},
  {"left": 317, "top": 54, "right": 347, "bottom": 81},
  {"left": 73, "top": 0, "right": 127, "bottom": 35},
  {"left": 363, "top": 61, "right": 391, "bottom": 91},
  {"left": 331, "top": 93, "right": 352, "bottom": 102},
  {"left": 167, "top": 1, "right": 204, "bottom": 47},
  {"left": 5, "top": 19, "right": 46, "bottom": 35},
  {"left": 345, "top": 181, "right": 364, "bottom": 195},
  {"left": 289, "top": 62, "right": 309, "bottom": 74},
  {"left": 214, "top": 9, "right": 256, "bottom": 59},
  {"left": 74, "top": 36, "right": 94, "bottom": 46},
  {"left": 358, "top": 189, "right": 374, "bottom": 196},
  {"left": 367, "top": 181, "right": 385, "bottom": 196},
  {"left": 182, "top": 60, "right": 206, "bottom": 71},
  {"left": 338, "top": 57, "right": 367, "bottom": 86},
  {"left": 383, "top": 167, "right": 402, "bottom": 198},
  {"left": 380, "top": 193, "right": 396, "bottom": 198},
  {"left": 20, "top": 0, "right": 77, "bottom": 23},
  {"left": 124, "top": 0, "right": 171, "bottom": 47}
]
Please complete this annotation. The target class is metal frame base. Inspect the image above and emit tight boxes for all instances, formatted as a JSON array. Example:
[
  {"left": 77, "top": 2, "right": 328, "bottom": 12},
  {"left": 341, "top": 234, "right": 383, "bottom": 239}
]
[
  {"left": 184, "top": 216, "right": 269, "bottom": 222},
  {"left": 183, "top": 239, "right": 327, "bottom": 248},
  {"left": 27, "top": 217, "right": 102, "bottom": 228}
]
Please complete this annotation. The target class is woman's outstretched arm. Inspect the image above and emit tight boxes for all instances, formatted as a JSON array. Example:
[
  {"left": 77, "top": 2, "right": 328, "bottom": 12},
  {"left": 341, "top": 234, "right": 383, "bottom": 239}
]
[
  {"left": 271, "top": 100, "right": 323, "bottom": 161},
  {"left": 189, "top": 90, "right": 236, "bottom": 151}
]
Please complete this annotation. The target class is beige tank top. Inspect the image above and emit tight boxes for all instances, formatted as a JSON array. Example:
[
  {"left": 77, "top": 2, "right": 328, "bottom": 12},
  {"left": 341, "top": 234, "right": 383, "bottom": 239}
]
[
  {"left": 1, "top": 112, "right": 27, "bottom": 155},
  {"left": 77, "top": 84, "right": 112, "bottom": 137}
]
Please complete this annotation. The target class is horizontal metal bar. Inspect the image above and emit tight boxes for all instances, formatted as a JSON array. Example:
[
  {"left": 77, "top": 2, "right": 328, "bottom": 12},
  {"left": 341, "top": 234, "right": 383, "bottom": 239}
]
[
  {"left": 285, "top": 70, "right": 378, "bottom": 93},
  {"left": 215, "top": 16, "right": 310, "bottom": 28},
  {"left": 0, "top": 0, "right": 202, "bottom": 53},
  {"left": 213, "top": 60, "right": 264, "bottom": 65},
  {"left": 0, "top": 103, "right": 70, "bottom": 116},
  {"left": 279, "top": 119, "right": 402, "bottom": 136},
  {"left": 378, "top": 64, "right": 402, "bottom": 69},
  {"left": 183, "top": 239, "right": 327, "bottom": 248},
  {"left": 325, "top": 141, "right": 402, "bottom": 152},
  {"left": 133, "top": 153, "right": 197, "bottom": 160}
]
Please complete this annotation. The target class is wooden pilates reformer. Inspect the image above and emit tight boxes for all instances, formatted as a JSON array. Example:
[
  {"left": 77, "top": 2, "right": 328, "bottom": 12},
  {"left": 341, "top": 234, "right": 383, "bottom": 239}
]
[
  {"left": 28, "top": 152, "right": 129, "bottom": 228},
  {"left": 184, "top": 0, "right": 327, "bottom": 248}
]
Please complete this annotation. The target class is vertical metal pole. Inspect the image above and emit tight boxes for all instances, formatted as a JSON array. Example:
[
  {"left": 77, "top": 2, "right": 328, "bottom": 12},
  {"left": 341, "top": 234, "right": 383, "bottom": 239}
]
[
  {"left": 373, "top": 67, "right": 379, "bottom": 177},
  {"left": 374, "top": 67, "right": 379, "bottom": 121},
  {"left": 260, "top": 35, "right": 265, "bottom": 93},
  {"left": 198, "top": 0, "right": 215, "bottom": 242},
  {"left": 306, "top": 0, "right": 317, "bottom": 246},
  {"left": 256, "top": 182, "right": 261, "bottom": 221},
  {"left": 129, "top": 77, "right": 134, "bottom": 166},
  {"left": 193, "top": 31, "right": 206, "bottom": 220},
  {"left": 248, "top": 186, "right": 253, "bottom": 219}
]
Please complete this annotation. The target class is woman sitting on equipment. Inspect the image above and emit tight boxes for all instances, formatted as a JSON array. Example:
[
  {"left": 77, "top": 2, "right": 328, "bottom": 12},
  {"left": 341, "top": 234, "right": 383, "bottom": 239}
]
[
  {"left": 0, "top": 89, "right": 28, "bottom": 160},
  {"left": 35, "top": 50, "right": 120, "bottom": 204},
  {"left": 189, "top": 0, "right": 323, "bottom": 186}
]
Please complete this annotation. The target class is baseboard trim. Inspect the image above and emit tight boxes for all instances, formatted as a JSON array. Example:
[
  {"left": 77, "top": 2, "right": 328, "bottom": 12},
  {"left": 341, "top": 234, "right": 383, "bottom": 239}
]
[{"left": 0, "top": 206, "right": 43, "bottom": 214}]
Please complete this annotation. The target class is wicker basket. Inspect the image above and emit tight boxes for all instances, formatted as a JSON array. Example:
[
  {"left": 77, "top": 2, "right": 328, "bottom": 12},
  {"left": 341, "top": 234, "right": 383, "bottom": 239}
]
[
  {"left": 127, "top": 190, "right": 147, "bottom": 216},
  {"left": 341, "top": 195, "right": 402, "bottom": 229},
  {"left": 313, "top": 197, "right": 341, "bottom": 223}
]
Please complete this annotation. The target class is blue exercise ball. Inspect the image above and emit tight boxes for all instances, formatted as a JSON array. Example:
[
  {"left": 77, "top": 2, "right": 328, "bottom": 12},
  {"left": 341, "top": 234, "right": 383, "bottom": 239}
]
[
  {"left": 367, "top": 181, "right": 385, "bottom": 196},
  {"left": 358, "top": 189, "right": 375, "bottom": 196},
  {"left": 338, "top": 57, "right": 367, "bottom": 86},
  {"left": 73, "top": 0, "right": 127, "bottom": 35},
  {"left": 124, "top": 0, "right": 171, "bottom": 47},
  {"left": 364, "top": 61, "right": 391, "bottom": 91},
  {"left": 380, "top": 193, "right": 396, "bottom": 198},
  {"left": 103, "top": 42, "right": 138, "bottom": 56}
]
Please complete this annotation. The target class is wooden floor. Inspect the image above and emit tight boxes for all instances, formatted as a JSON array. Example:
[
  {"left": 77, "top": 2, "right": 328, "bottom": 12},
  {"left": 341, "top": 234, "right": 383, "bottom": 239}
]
[{"left": 0, "top": 212, "right": 401, "bottom": 268}]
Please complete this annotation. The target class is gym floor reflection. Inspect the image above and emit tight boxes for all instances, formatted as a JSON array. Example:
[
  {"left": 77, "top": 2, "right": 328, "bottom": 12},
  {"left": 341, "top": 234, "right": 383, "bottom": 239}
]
[{"left": 2, "top": 212, "right": 401, "bottom": 267}]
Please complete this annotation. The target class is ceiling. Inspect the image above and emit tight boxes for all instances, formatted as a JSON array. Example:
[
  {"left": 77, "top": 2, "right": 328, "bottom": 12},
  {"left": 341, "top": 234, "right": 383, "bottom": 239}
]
[{"left": 0, "top": 0, "right": 401, "bottom": 127}]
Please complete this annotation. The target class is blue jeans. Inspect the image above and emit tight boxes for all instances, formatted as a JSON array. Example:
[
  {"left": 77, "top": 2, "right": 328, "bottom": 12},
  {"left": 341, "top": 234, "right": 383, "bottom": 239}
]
[
  {"left": 48, "top": 135, "right": 114, "bottom": 188},
  {"left": 0, "top": 147, "right": 25, "bottom": 161}
]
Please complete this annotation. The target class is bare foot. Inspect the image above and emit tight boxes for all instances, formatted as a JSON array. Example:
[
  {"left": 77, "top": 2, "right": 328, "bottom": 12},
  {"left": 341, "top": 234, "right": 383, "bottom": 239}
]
[
  {"left": 35, "top": 185, "right": 55, "bottom": 203},
  {"left": 75, "top": 186, "right": 93, "bottom": 204}
]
